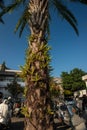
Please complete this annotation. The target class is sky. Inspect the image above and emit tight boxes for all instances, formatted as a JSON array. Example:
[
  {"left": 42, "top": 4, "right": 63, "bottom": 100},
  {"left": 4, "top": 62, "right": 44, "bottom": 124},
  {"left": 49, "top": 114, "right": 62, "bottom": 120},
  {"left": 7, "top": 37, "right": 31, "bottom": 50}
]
[{"left": 0, "top": 2, "right": 87, "bottom": 77}]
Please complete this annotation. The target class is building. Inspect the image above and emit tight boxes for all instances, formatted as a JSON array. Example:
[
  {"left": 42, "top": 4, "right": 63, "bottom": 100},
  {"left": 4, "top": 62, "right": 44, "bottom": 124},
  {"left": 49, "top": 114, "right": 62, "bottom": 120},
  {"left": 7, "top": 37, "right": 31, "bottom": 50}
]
[
  {"left": 73, "top": 75, "right": 87, "bottom": 97},
  {"left": 82, "top": 75, "right": 87, "bottom": 88},
  {"left": 0, "top": 63, "right": 64, "bottom": 99},
  {"left": 0, "top": 63, "right": 25, "bottom": 98},
  {"left": 53, "top": 77, "right": 63, "bottom": 91},
  {"left": 53, "top": 77, "right": 64, "bottom": 99}
]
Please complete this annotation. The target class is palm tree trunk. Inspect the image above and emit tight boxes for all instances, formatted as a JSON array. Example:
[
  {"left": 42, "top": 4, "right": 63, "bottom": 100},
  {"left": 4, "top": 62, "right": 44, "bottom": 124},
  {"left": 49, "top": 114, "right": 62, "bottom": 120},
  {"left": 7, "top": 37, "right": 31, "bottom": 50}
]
[
  {"left": 23, "top": 0, "right": 53, "bottom": 130},
  {"left": 24, "top": 40, "right": 53, "bottom": 130}
]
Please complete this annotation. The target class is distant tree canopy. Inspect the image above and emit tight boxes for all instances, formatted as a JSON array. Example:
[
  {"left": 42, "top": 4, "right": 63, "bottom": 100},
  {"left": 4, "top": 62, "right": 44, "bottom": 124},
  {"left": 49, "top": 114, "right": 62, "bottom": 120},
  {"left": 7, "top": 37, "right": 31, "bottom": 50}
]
[
  {"left": 61, "top": 68, "right": 87, "bottom": 95},
  {"left": 7, "top": 76, "right": 24, "bottom": 98}
]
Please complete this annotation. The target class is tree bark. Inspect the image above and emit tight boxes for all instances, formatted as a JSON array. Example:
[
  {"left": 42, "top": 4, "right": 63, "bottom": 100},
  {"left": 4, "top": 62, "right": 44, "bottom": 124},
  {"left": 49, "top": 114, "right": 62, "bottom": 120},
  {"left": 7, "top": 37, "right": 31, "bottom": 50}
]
[{"left": 22, "top": 0, "right": 53, "bottom": 129}]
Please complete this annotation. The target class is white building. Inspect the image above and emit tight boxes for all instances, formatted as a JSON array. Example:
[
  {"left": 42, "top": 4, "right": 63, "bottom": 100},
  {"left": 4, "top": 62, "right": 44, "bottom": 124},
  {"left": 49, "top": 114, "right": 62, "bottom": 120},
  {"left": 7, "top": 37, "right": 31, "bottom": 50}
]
[
  {"left": 82, "top": 75, "right": 87, "bottom": 88},
  {"left": 53, "top": 77, "right": 64, "bottom": 99},
  {"left": 0, "top": 63, "right": 25, "bottom": 98}
]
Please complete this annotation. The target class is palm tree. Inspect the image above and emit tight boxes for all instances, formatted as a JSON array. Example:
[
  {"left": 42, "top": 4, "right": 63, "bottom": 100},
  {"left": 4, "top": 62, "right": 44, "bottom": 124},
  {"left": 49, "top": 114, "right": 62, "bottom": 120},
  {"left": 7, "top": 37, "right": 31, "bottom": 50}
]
[{"left": 0, "top": 0, "right": 87, "bottom": 130}]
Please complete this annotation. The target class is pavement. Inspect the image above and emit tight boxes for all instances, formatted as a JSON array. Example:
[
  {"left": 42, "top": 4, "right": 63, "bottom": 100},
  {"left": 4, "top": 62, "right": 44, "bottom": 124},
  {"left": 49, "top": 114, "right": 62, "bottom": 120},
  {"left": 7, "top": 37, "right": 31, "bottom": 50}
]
[
  {"left": 53, "top": 120, "right": 71, "bottom": 130},
  {"left": 10, "top": 113, "right": 87, "bottom": 130},
  {"left": 11, "top": 117, "right": 71, "bottom": 130},
  {"left": 11, "top": 117, "right": 24, "bottom": 130},
  {"left": 11, "top": 117, "right": 70, "bottom": 130}
]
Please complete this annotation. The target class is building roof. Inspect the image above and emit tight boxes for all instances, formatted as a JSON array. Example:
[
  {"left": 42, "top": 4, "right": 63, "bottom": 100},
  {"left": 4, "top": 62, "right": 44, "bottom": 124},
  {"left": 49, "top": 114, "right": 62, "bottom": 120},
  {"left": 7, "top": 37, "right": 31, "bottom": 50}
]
[
  {"left": 0, "top": 63, "right": 21, "bottom": 76},
  {"left": 53, "top": 77, "right": 62, "bottom": 84}
]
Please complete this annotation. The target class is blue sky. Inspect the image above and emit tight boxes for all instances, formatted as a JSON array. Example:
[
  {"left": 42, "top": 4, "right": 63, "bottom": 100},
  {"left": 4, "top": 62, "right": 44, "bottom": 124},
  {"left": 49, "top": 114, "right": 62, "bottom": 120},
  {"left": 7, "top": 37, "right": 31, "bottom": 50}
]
[{"left": 0, "top": 2, "right": 87, "bottom": 77}]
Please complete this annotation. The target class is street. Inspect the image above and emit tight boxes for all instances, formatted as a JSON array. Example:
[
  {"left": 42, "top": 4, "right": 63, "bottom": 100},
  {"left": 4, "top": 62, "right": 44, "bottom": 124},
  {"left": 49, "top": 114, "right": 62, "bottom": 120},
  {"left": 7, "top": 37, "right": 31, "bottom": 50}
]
[
  {"left": 10, "top": 111, "right": 87, "bottom": 130},
  {"left": 11, "top": 117, "right": 24, "bottom": 130},
  {"left": 11, "top": 117, "right": 71, "bottom": 130}
]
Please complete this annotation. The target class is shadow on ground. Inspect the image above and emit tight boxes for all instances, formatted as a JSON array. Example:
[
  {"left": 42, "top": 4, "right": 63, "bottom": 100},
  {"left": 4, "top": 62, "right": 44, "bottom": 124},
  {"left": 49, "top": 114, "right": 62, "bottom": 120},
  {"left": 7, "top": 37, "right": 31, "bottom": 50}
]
[
  {"left": 11, "top": 121, "right": 24, "bottom": 130},
  {"left": 11, "top": 117, "right": 24, "bottom": 130},
  {"left": 54, "top": 122, "right": 71, "bottom": 130},
  {"left": 11, "top": 117, "right": 71, "bottom": 130}
]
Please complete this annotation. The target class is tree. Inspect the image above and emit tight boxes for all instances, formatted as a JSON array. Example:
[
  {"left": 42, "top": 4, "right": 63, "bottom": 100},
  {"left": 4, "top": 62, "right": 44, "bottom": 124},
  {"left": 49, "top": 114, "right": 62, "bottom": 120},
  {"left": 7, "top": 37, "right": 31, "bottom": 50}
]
[
  {"left": 7, "top": 77, "right": 24, "bottom": 98},
  {"left": 61, "top": 68, "right": 87, "bottom": 96},
  {"left": 0, "top": 0, "right": 87, "bottom": 130}
]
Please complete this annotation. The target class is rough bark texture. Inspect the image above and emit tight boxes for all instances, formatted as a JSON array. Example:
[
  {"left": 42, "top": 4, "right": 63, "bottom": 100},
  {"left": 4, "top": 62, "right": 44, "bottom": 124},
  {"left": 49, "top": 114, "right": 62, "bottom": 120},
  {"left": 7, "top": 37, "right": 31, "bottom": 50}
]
[
  {"left": 24, "top": 38, "right": 53, "bottom": 130},
  {"left": 23, "top": 0, "right": 53, "bottom": 130}
]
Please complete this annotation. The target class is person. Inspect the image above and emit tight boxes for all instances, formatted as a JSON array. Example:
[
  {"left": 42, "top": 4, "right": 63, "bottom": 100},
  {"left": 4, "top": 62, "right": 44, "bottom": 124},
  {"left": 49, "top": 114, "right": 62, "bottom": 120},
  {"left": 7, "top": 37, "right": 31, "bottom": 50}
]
[
  {"left": 82, "top": 95, "right": 87, "bottom": 111},
  {"left": 75, "top": 96, "right": 82, "bottom": 114},
  {"left": 0, "top": 99, "right": 10, "bottom": 125},
  {"left": 0, "top": 92, "right": 3, "bottom": 104},
  {"left": 8, "top": 96, "right": 13, "bottom": 117},
  {"left": 71, "top": 107, "right": 86, "bottom": 130}
]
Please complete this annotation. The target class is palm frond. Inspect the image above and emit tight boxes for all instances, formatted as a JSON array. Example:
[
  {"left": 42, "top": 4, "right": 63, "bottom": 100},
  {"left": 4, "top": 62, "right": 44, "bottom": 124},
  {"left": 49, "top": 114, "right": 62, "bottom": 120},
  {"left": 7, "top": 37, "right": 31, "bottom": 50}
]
[
  {"left": 70, "top": 0, "right": 87, "bottom": 4},
  {"left": 79, "top": 0, "right": 87, "bottom": 4},
  {"left": 0, "top": 0, "right": 4, "bottom": 9},
  {"left": 19, "top": 20, "right": 27, "bottom": 37},
  {"left": 14, "top": 7, "right": 30, "bottom": 37},
  {"left": 0, "top": 0, "right": 5, "bottom": 24},
  {"left": 61, "top": 12, "right": 79, "bottom": 35},
  {"left": 22, "top": 0, "right": 27, "bottom": 4},
  {"left": 0, "top": 0, "right": 25, "bottom": 17},
  {"left": 46, "top": 21, "right": 50, "bottom": 39},
  {"left": 14, "top": 15, "right": 25, "bottom": 34},
  {"left": 51, "top": 0, "right": 79, "bottom": 35},
  {"left": 0, "top": 17, "right": 4, "bottom": 24}
]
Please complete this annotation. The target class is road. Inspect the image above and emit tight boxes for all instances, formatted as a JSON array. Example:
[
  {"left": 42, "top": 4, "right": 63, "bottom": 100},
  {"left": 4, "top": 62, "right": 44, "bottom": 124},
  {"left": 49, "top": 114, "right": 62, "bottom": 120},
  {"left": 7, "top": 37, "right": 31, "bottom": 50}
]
[
  {"left": 11, "top": 117, "right": 71, "bottom": 130},
  {"left": 54, "top": 122, "right": 71, "bottom": 130},
  {"left": 6, "top": 108, "right": 87, "bottom": 130},
  {"left": 11, "top": 117, "right": 24, "bottom": 130}
]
